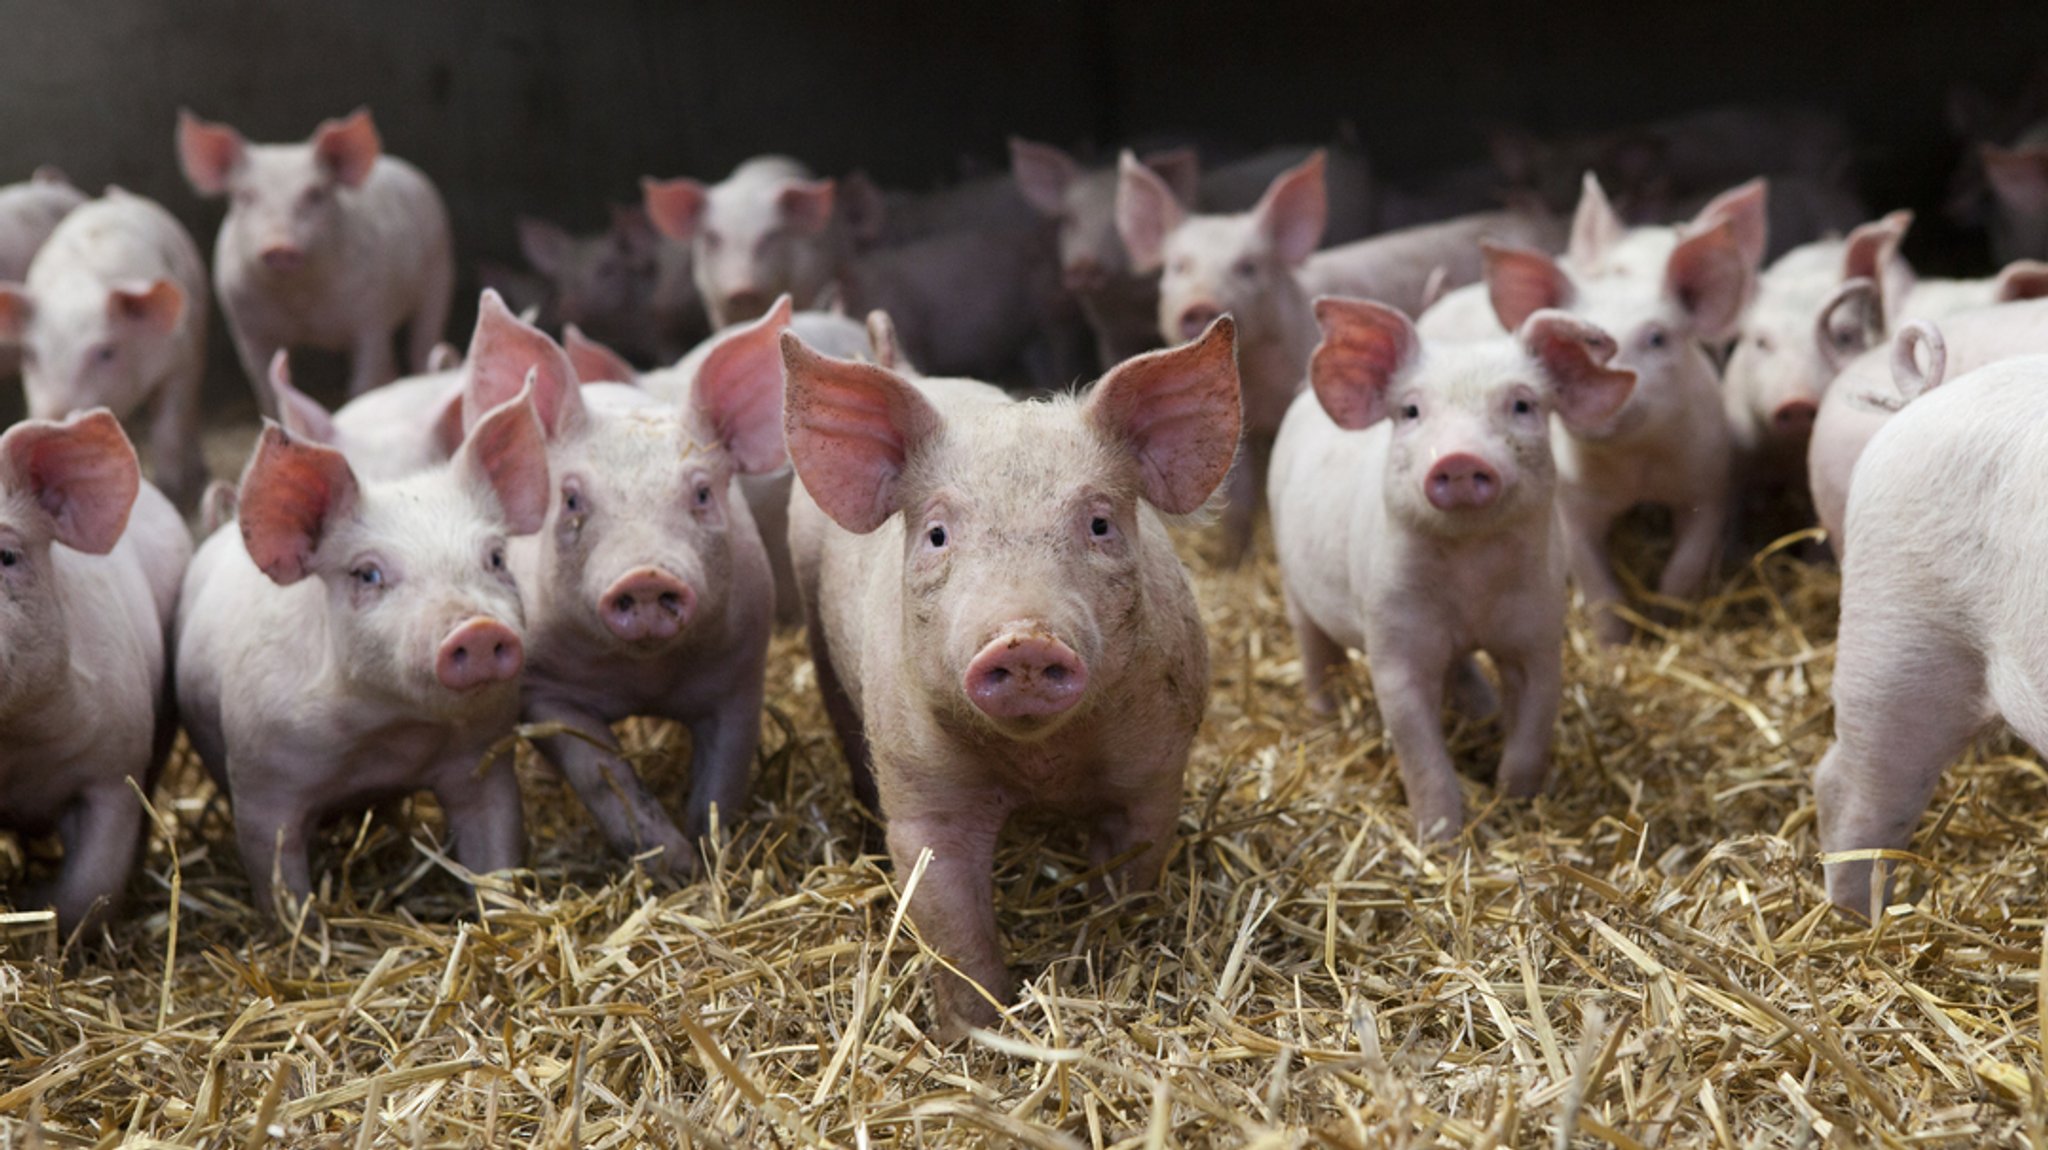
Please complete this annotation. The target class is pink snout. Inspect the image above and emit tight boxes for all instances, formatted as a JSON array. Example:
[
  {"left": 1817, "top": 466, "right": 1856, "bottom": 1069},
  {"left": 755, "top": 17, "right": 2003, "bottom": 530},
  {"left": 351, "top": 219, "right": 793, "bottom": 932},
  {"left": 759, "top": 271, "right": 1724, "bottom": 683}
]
[
  {"left": 1772, "top": 399, "right": 1818, "bottom": 436},
  {"left": 1177, "top": 304, "right": 1223, "bottom": 342},
  {"left": 436, "top": 617, "right": 524, "bottom": 692},
  {"left": 1425, "top": 453, "right": 1502, "bottom": 511},
  {"left": 601, "top": 567, "right": 696, "bottom": 642},
  {"left": 963, "top": 629, "right": 1089, "bottom": 721},
  {"left": 260, "top": 244, "right": 306, "bottom": 272}
]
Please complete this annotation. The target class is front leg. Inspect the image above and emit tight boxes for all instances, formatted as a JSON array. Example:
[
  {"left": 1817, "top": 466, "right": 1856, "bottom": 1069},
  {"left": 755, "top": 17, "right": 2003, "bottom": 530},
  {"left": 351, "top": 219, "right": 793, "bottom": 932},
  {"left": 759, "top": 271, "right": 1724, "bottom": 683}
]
[
  {"left": 1365, "top": 643, "right": 1463, "bottom": 841},
  {"left": 527, "top": 698, "right": 692, "bottom": 877},
  {"left": 147, "top": 361, "right": 206, "bottom": 510},
  {"left": 1491, "top": 641, "right": 1563, "bottom": 799},
  {"left": 1088, "top": 774, "right": 1182, "bottom": 900},
  {"left": 887, "top": 809, "right": 1009, "bottom": 1043},
  {"left": 432, "top": 744, "right": 526, "bottom": 883},
  {"left": 347, "top": 324, "right": 399, "bottom": 398},
  {"left": 1560, "top": 499, "right": 1630, "bottom": 646},
  {"left": 682, "top": 683, "right": 764, "bottom": 856},
  {"left": 39, "top": 783, "right": 145, "bottom": 939},
  {"left": 1656, "top": 496, "right": 1727, "bottom": 604},
  {"left": 226, "top": 321, "right": 286, "bottom": 417},
  {"left": 228, "top": 774, "right": 316, "bottom": 920}
]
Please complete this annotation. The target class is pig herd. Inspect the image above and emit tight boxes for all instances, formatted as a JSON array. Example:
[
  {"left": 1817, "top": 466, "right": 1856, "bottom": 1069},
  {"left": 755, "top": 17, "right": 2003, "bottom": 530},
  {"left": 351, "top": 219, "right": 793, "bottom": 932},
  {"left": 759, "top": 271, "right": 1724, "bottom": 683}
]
[{"left": 5, "top": 101, "right": 2048, "bottom": 1040}]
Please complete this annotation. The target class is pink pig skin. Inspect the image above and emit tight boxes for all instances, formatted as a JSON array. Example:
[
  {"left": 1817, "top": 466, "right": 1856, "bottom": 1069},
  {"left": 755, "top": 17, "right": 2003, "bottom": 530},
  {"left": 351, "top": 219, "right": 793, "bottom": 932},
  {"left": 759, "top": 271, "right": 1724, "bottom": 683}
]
[
  {"left": 1816, "top": 353, "right": 2048, "bottom": 913},
  {"left": 174, "top": 395, "right": 550, "bottom": 917},
  {"left": 0, "top": 411, "right": 190, "bottom": 936},
  {"left": 0, "top": 166, "right": 84, "bottom": 380},
  {"left": 784, "top": 319, "right": 1240, "bottom": 1042},
  {"left": 1270, "top": 300, "right": 1634, "bottom": 840},
  {"left": 643, "top": 157, "right": 843, "bottom": 330},
  {"left": 0, "top": 189, "right": 209, "bottom": 509},
  {"left": 178, "top": 108, "right": 455, "bottom": 402}
]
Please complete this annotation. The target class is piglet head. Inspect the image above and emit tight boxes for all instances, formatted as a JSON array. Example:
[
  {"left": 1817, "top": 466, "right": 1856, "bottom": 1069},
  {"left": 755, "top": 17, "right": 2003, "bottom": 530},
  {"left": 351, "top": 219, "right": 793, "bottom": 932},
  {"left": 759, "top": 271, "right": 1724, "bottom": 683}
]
[
  {"left": 0, "top": 275, "right": 187, "bottom": 423},
  {"left": 783, "top": 317, "right": 1238, "bottom": 738},
  {"left": 519, "top": 210, "right": 657, "bottom": 332},
  {"left": 646, "top": 165, "right": 835, "bottom": 327},
  {"left": 239, "top": 386, "right": 548, "bottom": 712},
  {"left": 181, "top": 108, "right": 381, "bottom": 274}
]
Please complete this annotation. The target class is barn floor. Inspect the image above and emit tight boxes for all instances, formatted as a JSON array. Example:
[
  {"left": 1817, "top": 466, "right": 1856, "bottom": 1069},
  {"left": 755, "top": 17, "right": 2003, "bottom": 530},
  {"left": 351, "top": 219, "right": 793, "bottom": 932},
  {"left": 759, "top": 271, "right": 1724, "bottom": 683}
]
[{"left": 3, "top": 443, "right": 2045, "bottom": 1148}]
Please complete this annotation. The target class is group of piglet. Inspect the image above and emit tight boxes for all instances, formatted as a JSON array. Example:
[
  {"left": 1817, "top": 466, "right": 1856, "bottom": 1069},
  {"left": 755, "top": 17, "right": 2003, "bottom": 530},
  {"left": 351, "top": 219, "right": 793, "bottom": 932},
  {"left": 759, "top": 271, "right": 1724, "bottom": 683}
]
[{"left": 10, "top": 100, "right": 2048, "bottom": 1044}]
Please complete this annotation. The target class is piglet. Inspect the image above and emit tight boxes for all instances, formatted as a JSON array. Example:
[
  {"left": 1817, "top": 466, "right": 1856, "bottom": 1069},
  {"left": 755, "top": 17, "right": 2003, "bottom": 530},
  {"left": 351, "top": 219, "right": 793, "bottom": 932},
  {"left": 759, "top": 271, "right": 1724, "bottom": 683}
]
[
  {"left": 642, "top": 157, "right": 840, "bottom": 329},
  {"left": 0, "top": 167, "right": 85, "bottom": 380},
  {"left": 785, "top": 318, "right": 1240, "bottom": 1041},
  {"left": 178, "top": 107, "right": 454, "bottom": 400},
  {"left": 0, "top": 411, "right": 190, "bottom": 936},
  {"left": 0, "top": 188, "right": 210, "bottom": 507},
  {"left": 1271, "top": 299, "right": 1633, "bottom": 839},
  {"left": 1816, "top": 351, "right": 2048, "bottom": 913},
  {"left": 175, "top": 389, "right": 550, "bottom": 916}
]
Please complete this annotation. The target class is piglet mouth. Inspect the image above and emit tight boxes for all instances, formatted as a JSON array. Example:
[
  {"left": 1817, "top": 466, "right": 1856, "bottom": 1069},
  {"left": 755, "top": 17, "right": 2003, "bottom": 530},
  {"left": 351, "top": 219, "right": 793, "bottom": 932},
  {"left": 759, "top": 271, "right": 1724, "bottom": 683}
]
[{"left": 963, "top": 627, "right": 1090, "bottom": 724}]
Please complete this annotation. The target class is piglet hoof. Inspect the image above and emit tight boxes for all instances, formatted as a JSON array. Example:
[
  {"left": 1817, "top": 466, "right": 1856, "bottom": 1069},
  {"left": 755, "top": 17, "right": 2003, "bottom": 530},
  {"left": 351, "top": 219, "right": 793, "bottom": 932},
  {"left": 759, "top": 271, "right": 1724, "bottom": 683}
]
[
  {"left": 931, "top": 977, "right": 1010, "bottom": 1045},
  {"left": 1408, "top": 796, "right": 1466, "bottom": 846},
  {"left": 1496, "top": 766, "right": 1550, "bottom": 801},
  {"left": 1590, "top": 611, "right": 1634, "bottom": 648},
  {"left": 1305, "top": 690, "right": 1338, "bottom": 718}
]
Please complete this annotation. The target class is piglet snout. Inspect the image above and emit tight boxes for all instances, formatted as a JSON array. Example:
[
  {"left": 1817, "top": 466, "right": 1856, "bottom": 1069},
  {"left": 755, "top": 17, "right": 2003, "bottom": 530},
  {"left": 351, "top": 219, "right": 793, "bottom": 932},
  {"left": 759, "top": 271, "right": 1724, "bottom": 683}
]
[
  {"left": 1178, "top": 305, "right": 1223, "bottom": 343},
  {"left": 602, "top": 567, "right": 696, "bottom": 642},
  {"left": 260, "top": 244, "right": 306, "bottom": 273},
  {"left": 1425, "top": 453, "right": 1501, "bottom": 511},
  {"left": 1772, "top": 399, "right": 1818, "bottom": 436},
  {"left": 964, "top": 629, "right": 1089, "bottom": 721},
  {"left": 436, "top": 617, "right": 524, "bottom": 691}
]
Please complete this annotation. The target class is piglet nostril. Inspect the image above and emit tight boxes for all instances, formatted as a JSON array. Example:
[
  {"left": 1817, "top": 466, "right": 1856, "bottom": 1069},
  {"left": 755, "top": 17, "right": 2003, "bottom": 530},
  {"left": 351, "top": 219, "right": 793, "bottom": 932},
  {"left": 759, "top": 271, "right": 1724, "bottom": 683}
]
[{"left": 658, "top": 591, "right": 681, "bottom": 615}]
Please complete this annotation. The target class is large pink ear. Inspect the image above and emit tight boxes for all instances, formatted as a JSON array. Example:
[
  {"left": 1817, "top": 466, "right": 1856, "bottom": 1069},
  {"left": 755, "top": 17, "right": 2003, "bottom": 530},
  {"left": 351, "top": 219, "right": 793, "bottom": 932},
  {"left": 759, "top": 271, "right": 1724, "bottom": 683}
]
[
  {"left": 564, "top": 324, "right": 638, "bottom": 383},
  {"left": 1085, "top": 315, "right": 1241, "bottom": 514},
  {"left": 517, "top": 216, "right": 573, "bottom": 277},
  {"left": 311, "top": 108, "right": 381, "bottom": 189},
  {"left": 776, "top": 178, "right": 836, "bottom": 235},
  {"left": 642, "top": 177, "right": 708, "bottom": 241},
  {"left": 1142, "top": 147, "right": 1201, "bottom": 207},
  {"left": 1116, "top": 151, "right": 1186, "bottom": 275},
  {"left": 1691, "top": 178, "right": 1769, "bottom": 274},
  {"left": 836, "top": 170, "right": 888, "bottom": 243},
  {"left": 1309, "top": 297, "right": 1419, "bottom": 431},
  {"left": 107, "top": 279, "right": 186, "bottom": 335},
  {"left": 781, "top": 329, "right": 942, "bottom": 534},
  {"left": 455, "top": 382, "right": 551, "bottom": 535},
  {"left": 1815, "top": 279, "right": 1884, "bottom": 371},
  {"left": 30, "top": 165, "right": 69, "bottom": 187},
  {"left": 265, "top": 351, "right": 337, "bottom": 445},
  {"left": 692, "top": 294, "right": 793, "bottom": 473},
  {"left": 239, "top": 423, "right": 360, "bottom": 585},
  {"left": 463, "top": 289, "right": 583, "bottom": 438},
  {"left": 0, "top": 410, "right": 139, "bottom": 555},
  {"left": 1518, "top": 310, "right": 1636, "bottom": 432},
  {"left": 1483, "top": 243, "right": 1575, "bottom": 331},
  {"left": 1663, "top": 217, "right": 1751, "bottom": 341},
  {"left": 1567, "top": 172, "right": 1627, "bottom": 268},
  {"left": 1994, "top": 259, "right": 2048, "bottom": 302},
  {"left": 176, "top": 109, "right": 245, "bottom": 196},
  {"left": 1251, "top": 150, "right": 1328, "bottom": 267},
  {"left": 865, "top": 309, "right": 906, "bottom": 370},
  {"left": 0, "top": 284, "right": 32, "bottom": 343},
  {"left": 1984, "top": 145, "right": 2048, "bottom": 214},
  {"left": 1842, "top": 210, "right": 1912, "bottom": 285},
  {"left": 1009, "top": 138, "right": 1078, "bottom": 217}
]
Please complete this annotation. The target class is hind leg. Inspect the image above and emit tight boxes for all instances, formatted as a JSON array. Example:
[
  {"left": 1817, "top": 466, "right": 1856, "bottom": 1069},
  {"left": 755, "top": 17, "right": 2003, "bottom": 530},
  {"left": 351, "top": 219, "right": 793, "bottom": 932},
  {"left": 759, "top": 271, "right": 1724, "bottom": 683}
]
[{"left": 1285, "top": 588, "right": 1348, "bottom": 716}]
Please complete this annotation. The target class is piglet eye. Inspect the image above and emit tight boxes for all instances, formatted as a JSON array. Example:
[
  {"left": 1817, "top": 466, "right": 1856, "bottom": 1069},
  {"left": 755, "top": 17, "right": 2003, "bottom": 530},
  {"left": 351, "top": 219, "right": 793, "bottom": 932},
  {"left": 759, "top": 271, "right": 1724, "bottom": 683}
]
[
  {"left": 1513, "top": 398, "right": 1534, "bottom": 415},
  {"left": 352, "top": 563, "right": 384, "bottom": 588},
  {"left": 1232, "top": 258, "right": 1258, "bottom": 279},
  {"left": 0, "top": 548, "right": 19, "bottom": 568},
  {"left": 1645, "top": 328, "right": 1668, "bottom": 350},
  {"left": 695, "top": 484, "right": 713, "bottom": 507},
  {"left": 91, "top": 343, "right": 116, "bottom": 365},
  {"left": 1400, "top": 403, "right": 1420, "bottom": 420},
  {"left": 489, "top": 548, "right": 505, "bottom": 571},
  {"left": 927, "top": 524, "right": 947, "bottom": 548},
  {"left": 563, "top": 487, "right": 581, "bottom": 513},
  {"left": 1090, "top": 516, "right": 1111, "bottom": 538}
]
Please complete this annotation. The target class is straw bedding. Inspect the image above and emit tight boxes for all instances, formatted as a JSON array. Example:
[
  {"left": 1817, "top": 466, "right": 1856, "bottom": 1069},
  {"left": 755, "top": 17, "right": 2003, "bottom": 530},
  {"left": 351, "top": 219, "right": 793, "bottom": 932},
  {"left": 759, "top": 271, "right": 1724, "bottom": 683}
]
[{"left": 3, "top": 461, "right": 2045, "bottom": 1147}]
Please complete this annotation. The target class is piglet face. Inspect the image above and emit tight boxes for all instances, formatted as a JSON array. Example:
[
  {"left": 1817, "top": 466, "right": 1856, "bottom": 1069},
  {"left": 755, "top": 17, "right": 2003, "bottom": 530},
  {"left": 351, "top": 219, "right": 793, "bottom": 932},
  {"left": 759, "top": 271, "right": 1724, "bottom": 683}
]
[
  {"left": 519, "top": 212, "right": 657, "bottom": 330},
  {"left": 645, "top": 169, "right": 835, "bottom": 327},
  {"left": 0, "top": 279, "right": 186, "bottom": 423},
  {"left": 239, "top": 393, "right": 549, "bottom": 717},
  {"left": 182, "top": 110, "right": 383, "bottom": 273},
  {"left": 783, "top": 318, "right": 1239, "bottom": 740}
]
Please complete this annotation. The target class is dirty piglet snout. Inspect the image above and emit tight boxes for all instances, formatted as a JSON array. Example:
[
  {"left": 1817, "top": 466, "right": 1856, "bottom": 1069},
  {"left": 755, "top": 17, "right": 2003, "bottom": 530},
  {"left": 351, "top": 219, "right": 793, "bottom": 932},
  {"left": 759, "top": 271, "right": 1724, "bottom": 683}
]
[
  {"left": 1425, "top": 453, "right": 1501, "bottom": 511},
  {"left": 1772, "top": 399, "right": 1818, "bottom": 436},
  {"left": 965, "top": 630, "right": 1090, "bottom": 720},
  {"left": 602, "top": 567, "right": 696, "bottom": 642},
  {"left": 260, "top": 243, "right": 305, "bottom": 273},
  {"left": 436, "top": 617, "right": 524, "bottom": 691}
]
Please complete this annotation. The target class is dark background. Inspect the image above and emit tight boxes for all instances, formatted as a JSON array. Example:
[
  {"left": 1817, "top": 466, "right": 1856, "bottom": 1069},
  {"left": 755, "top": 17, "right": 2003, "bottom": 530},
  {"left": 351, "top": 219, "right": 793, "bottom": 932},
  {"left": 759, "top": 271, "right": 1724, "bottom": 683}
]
[{"left": 0, "top": 0, "right": 2040, "bottom": 412}]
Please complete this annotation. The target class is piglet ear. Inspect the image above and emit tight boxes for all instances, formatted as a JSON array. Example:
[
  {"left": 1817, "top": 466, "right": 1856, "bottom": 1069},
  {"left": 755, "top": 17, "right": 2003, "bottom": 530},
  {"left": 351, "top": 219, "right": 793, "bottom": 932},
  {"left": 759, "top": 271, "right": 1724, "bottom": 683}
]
[
  {"left": 31, "top": 165, "right": 68, "bottom": 187},
  {"left": 777, "top": 178, "right": 836, "bottom": 236},
  {"left": 1567, "top": 172, "right": 1628, "bottom": 268},
  {"left": 0, "top": 284, "right": 32, "bottom": 344},
  {"left": 177, "top": 109, "right": 246, "bottom": 196},
  {"left": 517, "top": 216, "right": 573, "bottom": 278},
  {"left": 564, "top": 324, "right": 638, "bottom": 384},
  {"left": 835, "top": 170, "right": 889, "bottom": 243},
  {"left": 692, "top": 294, "right": 793, "bottom": 473},
  {"left": 311, "top": 108, "right": 381, "bottom": 189},
  {"left": 464, "top": 288, "right": 583, "bottom": 438},
  {"left": 1663, "top": 217, "right": 1751, "bottom": 342},
  {"left": 1142, "top": 147, "right": 1202, "bottom": 207},
  {"left": 425, "top": 341, "right": 461, "bottom": 373},
  {"left": 1251, "top": 150, "right": 1328, "bottom": 267},
  {"left": 1691, "top": 178, "right": 1769, "bottom": 273},
  {"left": 0, "top": 410, "right": 139, "bottom": 555},
  {"left": 1008, "top": 138, "right": 1077, "bottom": 218},
  {"left": 265, "top": 350, "right": 337, "bottom": 445},
  {"left": 456, "top": 377, "right": 551, "bottom": 535},
  {"left": 1310, "top": 297, "right": 1418, "bottom": 431},
  {"left": 239, "top": 422, "right": 360, "bottom": 584},
  {"left": 1116, "top": 150, "right": 1186, "bottom": 275},
  {"left": 107, "top": 279, "right": 185, "bottom": 335},
  {"left": 1841, "top": 210, "right": 1912, "bottom": 315},
  {"left": 1815, "top": 278, "right": 1884, "bottom": 371},
  {"left": 781, "top": 329, "right": 941, "bottom": 534},
  {"left": 1983, "top": 145, "right": 2048, "bottom": 214},
  {"left": 1086, "top": 315, "right": 1241, "bottom": 514},
  {"left": 1994, "top": 258, "right": 2048, "bottom": 302},
  {"left": 865, "top": 309, "right": 906, "bottom": 370},
  {"left": 1519, "top": 310, "right": 1635, "bottom": 432},
  {"left": 642, "top": 177, "right": 708, "bottom": 241},
  {"left": 1483, "top": 243, "right": 1574, "bottom": 332}
]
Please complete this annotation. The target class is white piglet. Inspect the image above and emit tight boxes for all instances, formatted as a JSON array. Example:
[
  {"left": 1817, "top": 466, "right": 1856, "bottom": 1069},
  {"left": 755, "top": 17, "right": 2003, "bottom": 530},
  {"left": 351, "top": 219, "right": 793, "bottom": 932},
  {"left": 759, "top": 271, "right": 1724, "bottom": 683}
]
[{"left": 1271, "top": 299, "right": 1634, "bottom": 840}]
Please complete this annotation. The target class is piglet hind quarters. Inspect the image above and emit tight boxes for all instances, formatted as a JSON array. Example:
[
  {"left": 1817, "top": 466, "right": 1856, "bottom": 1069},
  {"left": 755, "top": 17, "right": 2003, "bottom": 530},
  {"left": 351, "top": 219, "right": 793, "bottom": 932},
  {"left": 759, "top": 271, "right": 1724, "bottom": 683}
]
[{"left": 781, "top": 316, "right": 1240, "bottom": 1041}]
